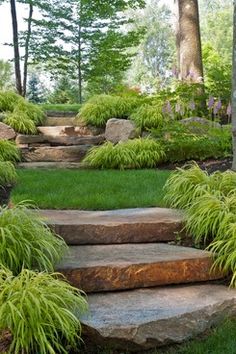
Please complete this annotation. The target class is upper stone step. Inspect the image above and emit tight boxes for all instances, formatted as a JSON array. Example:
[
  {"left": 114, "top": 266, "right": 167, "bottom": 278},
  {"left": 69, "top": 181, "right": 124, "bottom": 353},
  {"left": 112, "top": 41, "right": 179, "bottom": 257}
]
[
  {"left": 44, "top": 117, "right": 76, "bottom": 127},
  {"left": 39, "top": 208, "right": 184, "bottom": 245},
  {"left": 57, "top": 243, "right": 223, "bottom": 292},
  {"left": 81, "top": 284, "right": 236, "bottom": 351},
  {"left": 38, "top": 125, "right": 104, "bottom": 137}
]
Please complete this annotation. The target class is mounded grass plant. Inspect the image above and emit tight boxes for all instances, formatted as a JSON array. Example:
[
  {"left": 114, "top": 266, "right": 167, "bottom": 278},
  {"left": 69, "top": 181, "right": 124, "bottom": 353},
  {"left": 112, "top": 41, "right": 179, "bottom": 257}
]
[
  {"left": 0, "top": 162, "right": 17, "bottom": 186},
  {"left": 78, "top": 94, "right": 140, "bottom": 127},
  {"left": 14, "top": 101, "right": 45, "bottom": 125},
  {"left": 0, "top": 268, "right": 88, "bottom": 354},
  {"left": 0, "top": 140, "right": 20, "bottom": 163},
  {"left": 164, "top": 164, "right": 236, "bottom": 286},
  {"left": 84, "top": 138, "right": 165, "bottom": 169},
  {"left": 4, "top": 111, "right": 38, "bottom": 134},
  {"left": 0, "top": 91, "right": 23, "bottom": 112},
  {"left": 130, "top": 104, "right": 164, "bottom": 129},
  {"left": 0, "top": 204, "right": 67, "bottom": 274}
]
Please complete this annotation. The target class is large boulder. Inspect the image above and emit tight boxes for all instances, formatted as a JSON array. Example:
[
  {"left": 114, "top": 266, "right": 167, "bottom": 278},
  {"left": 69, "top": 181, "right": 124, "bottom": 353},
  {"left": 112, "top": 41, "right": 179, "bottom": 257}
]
[
  {"left": 105, "top": 118, "right": 139, "bottom": 143},
  {"left": 0, "top": 122, "right": 16, "bottom": 140},
  {"left": 180, "top": 117, "right": 221, "bottom": 133}
]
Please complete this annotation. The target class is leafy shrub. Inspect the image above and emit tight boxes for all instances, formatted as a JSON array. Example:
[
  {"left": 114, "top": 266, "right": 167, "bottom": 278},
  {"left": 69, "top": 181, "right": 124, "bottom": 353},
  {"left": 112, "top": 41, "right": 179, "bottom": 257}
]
[
  {"left": 0, "top": 204, "right": 67, "bottom": 274},
  {"left": 14, "top": 101, "right": 45, "bottom": 125},
  {"left": 0, "top": 268, "right": 88, "bottom": 354},
  {"left": 84, "top": 138, "right": 165, "bottom": 169},
  {"left": 0, "top": 140, "right": 20, "bottom": 162},
  {"left": 130, "top": 104, "right": 164, "bottom": 129},
  {"left": 0, "top": 162, "right": 17, "bottom": 186},
  {"left": 0, "top": 91, "right": 23, "bottom": 112},
  {"left": 78, "top": 94, "right": 140, "bottom": 127},
  {"left": 152, "top": 122, "right": 232, "bottom": 163},
  {"left": 164, "top": 164, "right": 236, "bottom": 287},
  {"left": 4, "top": 112, "right": 38, "bottom": 134}
]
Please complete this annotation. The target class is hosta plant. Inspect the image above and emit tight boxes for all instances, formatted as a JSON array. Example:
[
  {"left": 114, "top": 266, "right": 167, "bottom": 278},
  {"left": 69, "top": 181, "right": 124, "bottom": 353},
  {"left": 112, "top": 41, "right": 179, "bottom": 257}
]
[
  {"left": 84, "top": 138, "right": 165, "bottom": 169},
  {"left": 0, "top": 140, "right": 20, "bottom": 163},
  {"left": 0, "top": 268, "right": 88, "bottom": 354},
  {"left": 0, "top": 204, "right": 67, "bottom": 274}
]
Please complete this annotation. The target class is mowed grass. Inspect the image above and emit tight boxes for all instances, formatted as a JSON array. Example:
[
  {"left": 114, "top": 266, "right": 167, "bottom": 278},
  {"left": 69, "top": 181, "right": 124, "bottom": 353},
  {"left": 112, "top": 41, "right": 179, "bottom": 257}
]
[
  {"left": 40, "top": 103, "right": 81, "bottom": 112},
  {"left": 13, "top": 169, "right": 171, "bottom": 210},
  {"left": 91, "top": 319, "right": 236, "bottom": 354}
]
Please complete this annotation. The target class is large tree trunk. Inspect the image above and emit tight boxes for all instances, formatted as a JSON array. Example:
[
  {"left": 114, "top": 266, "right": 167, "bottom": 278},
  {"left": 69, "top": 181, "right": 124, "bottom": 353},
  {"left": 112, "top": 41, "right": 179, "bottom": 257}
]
[
  {"left": 23, "top": 2, "right": 34, "bottom": 97},
  {"left": 177, "top": 0, "right": 204, "bottom": 83},
  {"left": 232, "top": 2, "right": 236, "bottom": 171},
  {"left": 10, "top": 0, "right": 23, "bottom": 95}
]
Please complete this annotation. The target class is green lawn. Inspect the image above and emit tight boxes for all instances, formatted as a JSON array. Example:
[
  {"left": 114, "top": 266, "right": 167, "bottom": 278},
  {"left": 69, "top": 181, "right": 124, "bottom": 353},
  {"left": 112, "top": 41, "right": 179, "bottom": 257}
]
[
  {"left": 88, "top": 319, "right": 236, "bottom": 354},
  {"left": 13, "top": 169, "right": 171, "bottom": 210},
  {"left": 40, "top": 103, "right": 81, "bottom": 112}
]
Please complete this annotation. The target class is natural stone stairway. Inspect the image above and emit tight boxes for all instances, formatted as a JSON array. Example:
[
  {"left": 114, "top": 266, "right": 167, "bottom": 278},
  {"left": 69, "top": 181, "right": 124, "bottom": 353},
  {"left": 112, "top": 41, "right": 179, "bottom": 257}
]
[
  {"left": 38, "top": 207, "right": 236, "bottom": 351},
  {"left": 17, "top": 111, "right": 105, "bottom": 167}
]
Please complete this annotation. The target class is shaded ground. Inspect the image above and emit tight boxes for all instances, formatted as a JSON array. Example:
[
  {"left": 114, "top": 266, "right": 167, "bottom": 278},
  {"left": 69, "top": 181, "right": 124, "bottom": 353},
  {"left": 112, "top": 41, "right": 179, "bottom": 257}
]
[{"left": 160, "top": 157, "right": 232, "bottom": 173}]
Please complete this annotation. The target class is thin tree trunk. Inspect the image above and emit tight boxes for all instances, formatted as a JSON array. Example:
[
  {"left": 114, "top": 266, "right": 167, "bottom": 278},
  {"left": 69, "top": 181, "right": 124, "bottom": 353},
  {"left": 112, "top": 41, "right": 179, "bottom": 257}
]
[
  {"left": 177, "top": 0, "right": 204, "bottom": 83},
  {"left": 77, "top": 28, "right": 82, "bottom": 104},
  {"left": 232, "top": 1, "right": 236, "bottom": 171},
  {"left": 23, "top": 2, "right": 34, "bottom": 97},
  {"left": 10, "top": 0, "right": 23, "bottom": 95}
]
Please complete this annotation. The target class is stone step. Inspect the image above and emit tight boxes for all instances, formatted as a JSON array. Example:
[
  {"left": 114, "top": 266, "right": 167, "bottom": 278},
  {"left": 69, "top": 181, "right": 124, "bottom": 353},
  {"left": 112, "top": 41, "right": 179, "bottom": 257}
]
[
  {"left": 18, "top": 162, "right": 88, "bottom": 169},
  {"left": 21, "top": 145, "right": 91, "bottom": 162},
  {"left": 38, "top": 125, "right": 104, "bottom": 137},
  {"left": 45, "top": 117, "right": 76, "bottom": 126},
  {"left": 57, "top": 243, "right": 222, "bottom": 292},
  {"left": 81, "top": 284, "right": 236, "bottom": 351},
  {"left": 46, "top": 110, "right": 76, "bottom": 117},
  {"left": 39, "top": 208, "right": 184, "bottom": 245},
  {"left": 16, "top": 134, "right": 105, "bottom": 146}
]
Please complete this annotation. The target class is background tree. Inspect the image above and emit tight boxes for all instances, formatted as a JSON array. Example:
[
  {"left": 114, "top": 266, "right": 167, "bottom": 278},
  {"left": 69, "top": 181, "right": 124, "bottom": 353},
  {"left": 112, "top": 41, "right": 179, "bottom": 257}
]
[
  {"left": 176, "top": 0, "right": 204, "bottom": 82},
  {"left": 0, "top": 60, "right": 13, "bottom": 90},
  {"left": 27, "top": 73, "right": 44, "bottom": 103},
  {"left": 232, "top": 0, "right": 236, "bottom": 171}
]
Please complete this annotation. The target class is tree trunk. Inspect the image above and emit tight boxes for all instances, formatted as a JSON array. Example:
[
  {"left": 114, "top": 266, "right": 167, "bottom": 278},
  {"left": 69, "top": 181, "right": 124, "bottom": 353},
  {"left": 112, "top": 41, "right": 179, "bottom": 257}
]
[
  {"left": 232, "top": 1, "right": 236, "bottom": 171},
  {"left": 10, "top": 0, "right": 23, "bottom": 95},
  {"left": 23, "top": 2, "right": 34, "bottom": 97},
  {"left": 177, "top": 0, "right": 204, "bottom": 83}
]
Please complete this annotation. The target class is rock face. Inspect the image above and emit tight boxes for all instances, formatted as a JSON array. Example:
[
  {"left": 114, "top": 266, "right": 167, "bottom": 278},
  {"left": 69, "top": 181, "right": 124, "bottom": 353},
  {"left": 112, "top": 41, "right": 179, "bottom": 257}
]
[
  {"left": 39, "top": 207, "right": 184, "bottom": 245},
  {"left": 105, "top": 118, "right": 138, "bottom": 143},
  {"left": 0, "top": 122, "right": 16, "bottom": 140},
  {"left": 16, "top": 134, "right": 105, "bottom": 146},
  {"left": 81, "top": 284, "right": 236, "bottom": 351},
  {"left": 180, "top": 117, "right": 221, "bottom": 130},
  {"left": 57, "top": 243, "right": 222, "bottom": 292}
]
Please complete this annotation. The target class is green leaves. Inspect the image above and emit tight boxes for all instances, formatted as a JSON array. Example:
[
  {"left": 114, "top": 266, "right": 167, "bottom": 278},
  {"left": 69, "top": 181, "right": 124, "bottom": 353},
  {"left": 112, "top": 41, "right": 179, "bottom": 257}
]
[
  {"left": 0, "top": 140, "right": 20, "bottom": 163},
  {"left": 130, "top": 104, "right": 164, "bottom": 129},
  {"left": 0, "top": 162, "right": 17, "bottom": 186},
  {"left": 164, "top": 164, "right": 236, "bottom": 287},
  {"left": 0, "top": 269, "right": 88, "bottom": 354},
  {"left": 0, "top": 204, "right": 67, "bottom": 274},
  {"left": 84, "top": 138, "right": 165, "bottom": 169}
]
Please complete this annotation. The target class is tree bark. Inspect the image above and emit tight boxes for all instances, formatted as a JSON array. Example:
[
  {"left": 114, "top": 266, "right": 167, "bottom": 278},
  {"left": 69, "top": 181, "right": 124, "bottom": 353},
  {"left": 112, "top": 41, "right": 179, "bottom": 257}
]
[
  {"left": 232, "top": 1, "right": 236, "bottom": 171},
  {"left": 10, "top": 0, "right": 23, "bottom": 95},
  {"left": 23, "top": 2, "right": 34, "bottom": 97},
  {"left": 177, "top": 0, "right": 204, "bottom": 83}
]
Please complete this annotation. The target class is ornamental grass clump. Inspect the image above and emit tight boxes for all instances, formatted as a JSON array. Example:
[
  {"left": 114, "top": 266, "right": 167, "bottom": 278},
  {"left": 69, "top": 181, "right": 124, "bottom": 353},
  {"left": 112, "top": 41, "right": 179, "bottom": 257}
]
[
  {"left": 84, "top": 138, "right": 165, "bottom": 169},
  {"left": 0, "top": 162, "right": 17, "bottom": 186},
  {"left": 0, "top": 268, "right": 88, "bottom": 354},
  {"left": 0, "top": 140, "right": 20, "bottom": 163},
  {"left": 130, "top": 104, "right": 164, "bottom": 130},
  {"left": 0, "top": 91, "right": 23, "bottom": 112},
  {"left": 0, "top": 204, "right": 67, "bottom": 274},
  {"left": 164, "top": 163, "right": 236, "bottom": 287},
  {"left": 4, "top": 111, "right": 38, "bottom": 134}
]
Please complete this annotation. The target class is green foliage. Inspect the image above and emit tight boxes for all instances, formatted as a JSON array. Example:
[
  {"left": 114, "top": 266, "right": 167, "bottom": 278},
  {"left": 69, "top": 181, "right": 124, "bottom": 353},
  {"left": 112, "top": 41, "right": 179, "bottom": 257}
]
[
  {"left": 0, "top": 268, "right": 88, "bottom": 354},
  {"left": 84, "top": 138, "right": 165, "bottom": 169},
  {"left": 0, "top": 91, "right": 23, "bottom": 112},
  {"left": 0, "top": 140, "right": 20, "bottom": 163},
  {"left": 130, "top": 104, "right": 164, "bottom": 129},
  {"left": 78, "top": 94, "right": 140, "bottom": 127},
  {"left": 152, "top": 122, "right": 232, "bottom": 163},
  {"left": 0, "top": 60, "right": 13, "bottom": 91},
  {"left": 41, "top": 103, "right": 81, "bottom": 113},
  {"left": 0, "top": 162, "right": 17, "bottom": 186},
  {"left": 164, "top": 164, "right": 236, "bottom": 287},
  {"left": 4, "top": 112, "right": 38, "bottom": 134},
  {"left": 14, "top": 101, "right": 45, "bottom": 125},
  {"left": 0, "top": 204, "right": 67, "bottom": 274}
]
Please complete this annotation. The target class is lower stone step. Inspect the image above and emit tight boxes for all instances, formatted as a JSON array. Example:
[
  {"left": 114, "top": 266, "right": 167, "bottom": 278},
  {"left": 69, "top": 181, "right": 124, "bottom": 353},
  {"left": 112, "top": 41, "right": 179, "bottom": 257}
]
[
  {"left": 16, "top": 134, "right": 105, "bottom": 146},
  {"left": 21, "top": 145, "right": 91, "bottom": 162},
  {"left": 57, "top": 243, "right": 223, "bottom": 292},
  {"left": 40, "top": 208, "right": 184, "bottom": 245},
  {"left": 18, "top": 162, "right": 88, "bottom": 169},
  {"left": 81, "top": 284, "right": 236, "bottom": 351}
]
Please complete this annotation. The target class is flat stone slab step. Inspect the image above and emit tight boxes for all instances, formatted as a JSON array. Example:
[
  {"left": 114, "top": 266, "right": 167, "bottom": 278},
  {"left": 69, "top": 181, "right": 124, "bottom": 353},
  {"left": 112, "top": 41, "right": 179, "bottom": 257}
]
[
  {"left": 57, "top": 243, "right": 222, "bottom": 292},
  {"left": 37, "top": 125, "right": 103, "bottom": 137},
  {"left": 81, "top": 284, "right": 236, "bottom": 351},
  {"left": 16, "top": 134, "right": 105, "bottom": 146},
  {"left": 45, "top": 117, "right": 76, "bottom": 126},
  {"left": 21, "top": 145, "right": 91, "bottom": 162},
  {"left": 18, "top": 162, "right": 88, "bottom": 169},
  {"left": 40, "top": 208, "right": 184, "bottom": 245}
]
